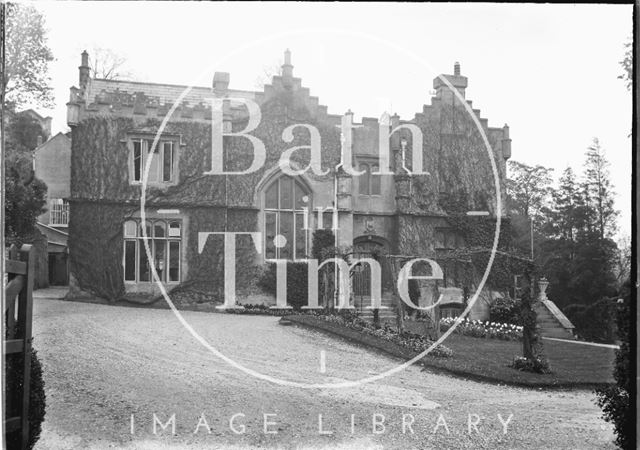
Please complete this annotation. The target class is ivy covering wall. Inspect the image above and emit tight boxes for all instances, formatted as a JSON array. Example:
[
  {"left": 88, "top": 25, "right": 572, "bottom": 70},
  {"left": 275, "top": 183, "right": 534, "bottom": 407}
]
[
  {"left": 185, "top": 207, "right": 261, "bottom": 299},
  {"left": 68, "top": 201, "right": 133, "bottom": 300},
  {"left": 69, "top": 91, "right": 343, "bottom": 301},
  {"left": 69, "top": 85, "right": 515, "bottom": 302},
  {"left": 411, "top": 102, "right": 507, "bottom": 215}
]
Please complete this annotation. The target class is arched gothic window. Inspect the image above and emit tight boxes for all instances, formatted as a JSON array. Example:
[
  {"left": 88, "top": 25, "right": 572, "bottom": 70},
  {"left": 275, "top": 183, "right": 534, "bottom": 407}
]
[{"left": 263, "top": 176, "right": 310, "bottom": 260}]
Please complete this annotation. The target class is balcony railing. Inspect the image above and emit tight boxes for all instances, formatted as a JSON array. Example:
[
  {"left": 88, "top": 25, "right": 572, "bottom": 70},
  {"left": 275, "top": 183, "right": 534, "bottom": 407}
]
[{"left": 49, "top": 200, "right": 69, "bottom": 227}]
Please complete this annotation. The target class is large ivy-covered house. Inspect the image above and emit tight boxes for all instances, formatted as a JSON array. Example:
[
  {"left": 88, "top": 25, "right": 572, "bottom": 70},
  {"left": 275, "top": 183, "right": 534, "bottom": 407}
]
[{"left": 66, "top": 50, "right": 514, "bottom": 319}]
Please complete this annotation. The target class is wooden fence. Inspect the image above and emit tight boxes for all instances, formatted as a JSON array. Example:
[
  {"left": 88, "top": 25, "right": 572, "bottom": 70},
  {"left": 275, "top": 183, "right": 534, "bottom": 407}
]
[{"left": 4, "top": 244, "right": 35, "bottom": 450}]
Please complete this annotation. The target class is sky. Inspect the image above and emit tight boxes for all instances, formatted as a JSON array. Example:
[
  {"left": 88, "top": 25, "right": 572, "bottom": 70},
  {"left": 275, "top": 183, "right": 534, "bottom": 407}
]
[{"left": 30, "top": 2, "right": 633, "bottom": 238}]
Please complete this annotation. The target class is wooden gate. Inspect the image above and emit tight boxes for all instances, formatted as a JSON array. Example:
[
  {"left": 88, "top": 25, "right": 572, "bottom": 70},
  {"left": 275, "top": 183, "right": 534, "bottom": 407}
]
[{"left": 4, "top": 244, "right": 35, "bottom": 450}]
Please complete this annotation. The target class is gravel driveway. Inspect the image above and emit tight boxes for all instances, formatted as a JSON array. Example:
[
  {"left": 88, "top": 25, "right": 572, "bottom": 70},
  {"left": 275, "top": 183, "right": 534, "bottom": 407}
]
[{"left": 32, "top": 298, "right": 615, "bottom": 449}]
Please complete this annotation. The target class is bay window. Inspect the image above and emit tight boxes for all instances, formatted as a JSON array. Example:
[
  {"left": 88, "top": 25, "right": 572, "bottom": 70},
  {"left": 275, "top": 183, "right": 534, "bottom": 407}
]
[{"left": 123, "top": 219, "right": 181, "bottom": 283}]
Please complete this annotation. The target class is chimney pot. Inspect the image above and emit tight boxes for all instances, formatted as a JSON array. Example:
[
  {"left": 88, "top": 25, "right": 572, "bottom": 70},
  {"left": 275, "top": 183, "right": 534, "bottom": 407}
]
[{"left": 454, "top": 61, "right": 460, "bottom": 76}]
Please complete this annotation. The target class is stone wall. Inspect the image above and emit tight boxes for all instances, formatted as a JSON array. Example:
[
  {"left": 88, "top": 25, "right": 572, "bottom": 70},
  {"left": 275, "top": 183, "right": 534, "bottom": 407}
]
[{"left": 34, "top": 133, "right": 71, "bottom": 225}]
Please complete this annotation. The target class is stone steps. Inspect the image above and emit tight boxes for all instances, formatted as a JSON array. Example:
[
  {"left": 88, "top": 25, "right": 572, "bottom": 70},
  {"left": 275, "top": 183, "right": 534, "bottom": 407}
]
[
  {"left": 535, "top": 302, "right": 575, "bottom": 340},
  {"left": 537, "top": 326, "right": 574, "bottom": 339}
]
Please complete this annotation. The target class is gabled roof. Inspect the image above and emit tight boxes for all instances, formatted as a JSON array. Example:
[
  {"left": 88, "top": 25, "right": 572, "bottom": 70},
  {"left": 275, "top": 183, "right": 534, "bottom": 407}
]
[
  {"left": 20, "top": 108, "right": 52, "bottom": 121},
  {"left": 34, "top": 132, "right": 71, "bottom": 154}
]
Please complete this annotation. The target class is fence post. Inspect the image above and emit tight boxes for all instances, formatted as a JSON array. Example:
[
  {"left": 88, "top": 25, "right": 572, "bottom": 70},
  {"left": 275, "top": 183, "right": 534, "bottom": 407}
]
[
  {"left": 6, "top": 245, "right": 19, "bottom": 338},
  {"left": 18, "top": 244, "right": 34, "bottom": 449}
]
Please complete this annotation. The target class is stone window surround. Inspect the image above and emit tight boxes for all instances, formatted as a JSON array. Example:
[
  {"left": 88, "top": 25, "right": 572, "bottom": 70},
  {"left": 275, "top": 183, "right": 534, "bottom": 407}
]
[
  {"left": 354, "top": 154, "right": 382, "bottom": 197},
  {"left": 434, "top": 227, "right": 465, "bottom": 250},
  {"left": 262, "top": 175, "right": 312, "bottom": 261},
  {"left": 122, "top": 213, "right": 184, "bottom": 285},
  {"left": 123, "top": 133, "right": 185, "bottom": 186}
]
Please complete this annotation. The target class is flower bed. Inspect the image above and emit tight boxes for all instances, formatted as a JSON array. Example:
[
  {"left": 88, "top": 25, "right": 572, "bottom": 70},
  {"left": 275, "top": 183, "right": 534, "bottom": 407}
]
[
  {"left": 440, "top": 317, "right": 523, "bottom": 341},
  {"left": 287, "top": 311, "right": 453, "bottom": 358},
  {"left": 223, "top": 303, "right": 299, "bottom": 316}
]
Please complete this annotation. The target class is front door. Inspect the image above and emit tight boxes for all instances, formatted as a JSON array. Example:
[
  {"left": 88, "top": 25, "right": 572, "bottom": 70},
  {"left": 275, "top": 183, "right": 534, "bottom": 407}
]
[
  {"left": 352, "top": 237, "right": 388, "bottom": 297},
  {"left": 48, "top": 252, "right": 69, "bottom": 286}
]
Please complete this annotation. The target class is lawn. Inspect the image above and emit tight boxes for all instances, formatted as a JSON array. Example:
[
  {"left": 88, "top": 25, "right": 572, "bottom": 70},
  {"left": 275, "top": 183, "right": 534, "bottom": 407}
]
[
  {"left": 286, "top": 314, "right": 617, "bottom": 388},
  {"left": 421, "top": 333, "right": 616, "bottom": 388}
]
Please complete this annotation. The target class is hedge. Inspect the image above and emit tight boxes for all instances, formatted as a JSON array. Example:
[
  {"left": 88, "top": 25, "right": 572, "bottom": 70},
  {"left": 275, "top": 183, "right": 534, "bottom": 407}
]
[{"left": 5, "top": 348, "right": 46, "bottom": 450}]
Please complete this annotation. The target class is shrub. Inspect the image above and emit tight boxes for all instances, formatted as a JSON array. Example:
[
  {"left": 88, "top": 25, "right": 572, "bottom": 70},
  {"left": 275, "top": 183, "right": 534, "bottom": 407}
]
[
  {"left": 595, "top": 281, "right": 632, "bottom": 449},
  {"left": 489, "top": 296, "right": 521, "bottom": 325},
  {"left": 563, "top": 298, "right": 616, "bottom": 343},
  {"left": 404, "top": 279, "right": 421, "bottom": 317},
  {"left": 510, "top": 355, "right": 551, "bottom": 374},
  {"left": 258, "top": 261, "right": 309, "bottom": 310},
  {"left": 5, "top": 348, "right": 46, "bottom": 450},
  {"left": 311, "top": 229, "right": 335, "bottom": 261}
]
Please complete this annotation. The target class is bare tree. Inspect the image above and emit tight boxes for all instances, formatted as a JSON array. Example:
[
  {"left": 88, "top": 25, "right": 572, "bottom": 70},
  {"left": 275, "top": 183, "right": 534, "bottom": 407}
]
[
  {"left": 254, "top": 60, "right": 282, "bottom": 88},
  {"left": 619, "top": 38, "right": 632, "bottom": 91},
  {"left": 614, "top": 235, "right": 630, "bottom": 288},
  {"left": 89, "top": 47, "right": 133, "bottom": 80}
]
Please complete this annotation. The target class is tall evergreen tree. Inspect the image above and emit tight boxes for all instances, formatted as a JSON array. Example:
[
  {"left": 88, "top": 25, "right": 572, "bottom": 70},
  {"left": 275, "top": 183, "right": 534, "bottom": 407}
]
[
  {"left": 549, "top": 167, "right": 580, "bottom": 242},
  {"left": 582, "top": 138, "right": 619, "bottom": 240}
]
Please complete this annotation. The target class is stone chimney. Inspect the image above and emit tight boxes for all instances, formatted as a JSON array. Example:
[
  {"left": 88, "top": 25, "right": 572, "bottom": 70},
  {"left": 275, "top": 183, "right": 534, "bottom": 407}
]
[
  {"left": 42, "top": 117, "right": 52, "bottom": 139},
  {"left": 213, "top": 72, "right": 230, "bottom": 96},
  {"left": 433, "top": 61, "right": 468, "bottom": 101},
  {"left": 79, "top": 50, "right": 90, "bottom": 94},
  {"left": 502, "top": 123, "right": 512, "bottom": 159},
  {"left": 282, "top": 48, "right": 294, "bottom": 78}
]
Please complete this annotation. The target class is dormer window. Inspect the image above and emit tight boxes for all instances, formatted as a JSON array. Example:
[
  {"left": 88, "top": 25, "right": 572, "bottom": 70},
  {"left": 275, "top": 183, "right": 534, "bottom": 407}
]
[{"left": 129, "top": 138, "right": 177, "bottom": 184}]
